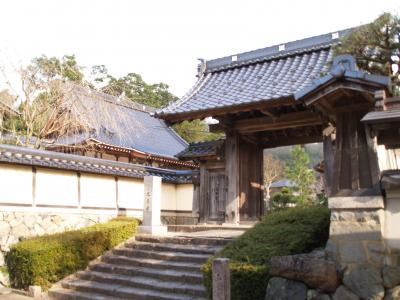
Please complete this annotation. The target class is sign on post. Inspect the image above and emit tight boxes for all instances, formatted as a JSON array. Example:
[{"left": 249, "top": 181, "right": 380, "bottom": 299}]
[
  {"left": 212, "top": 258, "right": 230, "bottom": 300},
  {"left": 138, "top": 176, "right": 167, "bottom": 235}
]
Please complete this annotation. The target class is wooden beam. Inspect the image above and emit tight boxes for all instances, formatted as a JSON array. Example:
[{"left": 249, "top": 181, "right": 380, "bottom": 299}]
[
  {"left": 262, "top": 134, "right": 322, "bottom": 149},
  {"left": 159, "top": 96, "right": 294, "bottom": 123},
  {"left": 260, "top": 109, "right": 275, "bottom": 118},
  {"left": 233, "top": 111, "right": 323, "bottom": 133}
]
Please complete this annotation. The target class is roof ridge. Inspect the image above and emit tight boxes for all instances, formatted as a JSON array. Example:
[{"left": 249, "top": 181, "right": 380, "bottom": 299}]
[
  {"left": 203, "top": 27, "right": 354, "bottom": 73},
  {"left": 66, "top": 82, "right": 156, "bottom": 114}
]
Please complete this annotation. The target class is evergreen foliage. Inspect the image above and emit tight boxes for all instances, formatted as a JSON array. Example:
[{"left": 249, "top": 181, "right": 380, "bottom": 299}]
[
  {"left": 285, "top": 145, "right": 315, "bottom": 205},
  {"left": 6, "top": 217, "right": 139, "bottom": 290},
  {"left": 334, "top": 12, "right": 400, "bottom": 94},
  {"left": 202, "top": 206, "right": 330, "bottom": 300}
]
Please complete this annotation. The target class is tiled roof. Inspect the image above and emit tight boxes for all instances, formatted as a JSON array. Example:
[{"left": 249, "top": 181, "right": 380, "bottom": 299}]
[
  {"left": 176, "top": 140, "right": 225, "bottom": 160},
  {"left": 158, "top": 29, "right": 352, "bottom": 117},
  {"left": 56, "top": 84, "right": 187, "bottom": 158},
  {"left": 361, "top": 109, "right": 400, "bottom": 124},
  {"left": 0, "top": 144, "right": 192, "bottom": 183}
]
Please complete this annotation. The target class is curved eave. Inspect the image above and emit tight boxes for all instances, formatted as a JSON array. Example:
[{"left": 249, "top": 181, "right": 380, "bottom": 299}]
[
  {"left": 295, "top": 69, "right": 391, "bottom": 102},
  {"left": 156, "top": 95, "right": 295, "bottom": 123}
]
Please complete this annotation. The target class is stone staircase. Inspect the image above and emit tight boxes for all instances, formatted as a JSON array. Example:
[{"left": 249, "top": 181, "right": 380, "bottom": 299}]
[{"left": 48, "top": 234, "right": 230, "bottom": 300}]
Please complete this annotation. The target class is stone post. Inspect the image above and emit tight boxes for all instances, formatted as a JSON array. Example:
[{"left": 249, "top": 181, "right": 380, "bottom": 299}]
[
  {"left": 212, "top": 258, "right": 230, "bottom": 300},
  {"left": 138, "top": 176, "right": 167, "bottom": 235}
]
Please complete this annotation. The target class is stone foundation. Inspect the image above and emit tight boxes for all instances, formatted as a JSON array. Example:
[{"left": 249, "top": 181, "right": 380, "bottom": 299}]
[
  {"left": 0, "top": 211, "right": 115, "bottom": 267},
  {"left": 326, "top": 208, "right": 386, "bottom": 269},
  {"left": 161, "top": 211, "right": 199, "bottom": 225}
]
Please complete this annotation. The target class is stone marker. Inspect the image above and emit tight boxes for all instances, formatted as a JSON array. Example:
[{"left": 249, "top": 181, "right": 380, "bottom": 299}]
[
  {"left": 138, "top": 176, "right": 167, "bottom": 235},
  {"left": 213, "top": 258, "right": 230, "bottom": 300},
  {"left": 28, "top": 285, "right": 41, "bottom": 299}
]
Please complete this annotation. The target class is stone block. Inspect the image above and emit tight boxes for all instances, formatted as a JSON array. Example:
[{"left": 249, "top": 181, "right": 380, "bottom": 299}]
[
  {"left": 383, "top": 266, "right": 400, "bottom": 288},
  {"left": 23, "top": 214, "right": 37, "bottom": 228},
  {"left": 10, "top": 223, "right": 30, "bottom": 238},
  {"left": 330, "top": 221, "right": 382, "bottom": 241},
  {"left": 332, "top": 285, "right": 360, "bottom": 300},
  {"left": 265, "top": 277, "right": 307, "bottom": 300},
  {"left": 307, "top": 289, "right": 331, "bottom": 300},
  {"left": 28, "top": 285, "right": 41, "bottom": 299},
  {"left": 384, "top": 285, "right": 400, "bottom": 300},
  {"left": 343, "top": 266, "right": 384, "bottom": 300},
  {"left": 0, "top": 222, "right": 10, "bottom": 236},
  {"left": 339, "top": 241, "right": 367, "bottom": 264},
  {"left": 0, "top": 270, "right": 9, "bottom": 287},
  {"left": 270, "top": 254, "right": 339, "bottom": 292}
]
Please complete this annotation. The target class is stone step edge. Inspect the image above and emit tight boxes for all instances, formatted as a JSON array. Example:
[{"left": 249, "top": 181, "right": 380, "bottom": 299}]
[
  {"left": 75, "top": 270, "right": 206, "bottom": 295},
  {"left": 48, "top": 287, "right": 123, "bottom": 300},
  {"left": 101, "top": 254, "right": 203, "bottom": 271},
  {"left": 114, "top": 247, "right": 211, "bottom": 259},
  {"left": 125, "top": 241, "right": 222, "bottom": 254},
  {"left": 135, "top": 235, "right": 232, "bottom": 246},
  {"left": 61, "top": 278, "right": 206, "bottom": 300},
  {"left": 89, "top": 262, "right": 204, "bottom": 280}
]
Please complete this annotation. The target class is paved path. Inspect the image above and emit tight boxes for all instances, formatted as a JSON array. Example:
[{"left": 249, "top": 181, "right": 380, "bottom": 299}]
[{"left": 0, "top": 288, "right": 32, "bottom": 300}]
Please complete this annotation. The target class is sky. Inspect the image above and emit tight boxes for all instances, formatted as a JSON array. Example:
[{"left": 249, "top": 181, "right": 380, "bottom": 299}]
[{"left": 0, "top": 0, "right": 399, "bottom": 98}]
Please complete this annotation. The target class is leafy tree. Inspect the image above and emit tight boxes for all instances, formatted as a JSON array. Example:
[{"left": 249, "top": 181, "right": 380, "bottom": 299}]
[
  {"left": 32, "top": 55, "right": 84, "bottom": 83},
  {"left": 334, "top": 12, "right": 400, "bottom": 93},
  {"left": 172, "top": 119, "right": 223, "bottom": 143},
  {"left": 92, "top": 66, "right": 177, "bottom": 108},
  {"left": 285, "top": 145, "right": 315, "bottom": 205},
  {"left": 263, "top": 153, "right": 284, "bottom": 202}
]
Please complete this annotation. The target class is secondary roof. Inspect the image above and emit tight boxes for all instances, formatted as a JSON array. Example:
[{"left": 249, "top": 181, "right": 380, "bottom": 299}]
[{"left": 55, "top": 83, "right": 188, "bottom": 158}]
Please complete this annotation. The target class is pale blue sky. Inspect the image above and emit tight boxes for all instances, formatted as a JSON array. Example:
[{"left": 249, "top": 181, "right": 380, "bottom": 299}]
[{"left": 0, "top": 0, "right": 399, "bottom": 97}]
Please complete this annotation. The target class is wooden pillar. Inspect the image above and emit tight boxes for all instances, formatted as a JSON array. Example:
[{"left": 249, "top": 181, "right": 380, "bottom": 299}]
[
  {"left": 225, "top": 131, "right": 240, "bottom": 224},
  {"left": 330, "top": 111, "right": 381, "bottom": 196}
]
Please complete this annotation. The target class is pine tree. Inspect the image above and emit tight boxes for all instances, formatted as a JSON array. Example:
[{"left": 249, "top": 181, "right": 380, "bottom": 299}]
[{"left": 285, "top": 145, "right": 315, "bottom": 205}]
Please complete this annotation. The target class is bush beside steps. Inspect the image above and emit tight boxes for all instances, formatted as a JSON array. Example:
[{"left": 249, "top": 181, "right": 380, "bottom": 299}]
[
  {"left": 202, "top": 206, "right": 331, "bottom": 300},
  {"left": 6, "top": 216, "right": 139, "bottom": 290}
]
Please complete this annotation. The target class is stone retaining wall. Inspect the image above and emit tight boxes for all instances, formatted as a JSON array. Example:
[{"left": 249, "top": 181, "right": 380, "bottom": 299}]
[{"left": 0, "top": 211, "right": 115, "bottom": 266}]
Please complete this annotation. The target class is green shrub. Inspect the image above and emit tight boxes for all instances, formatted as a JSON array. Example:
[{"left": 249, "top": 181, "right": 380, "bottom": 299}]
[
  {"left": 270, "top": 187, "right": 297, "bottom": 209},
  {"left": 6, "top": 217, "right": 139, "bottom": 290},
  {"left": 202, "top": 206, "right": 330, "bottom": 300}
]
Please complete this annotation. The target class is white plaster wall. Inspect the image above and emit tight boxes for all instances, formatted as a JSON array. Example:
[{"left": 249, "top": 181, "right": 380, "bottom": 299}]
[
  {"left": 377, "top": 145, "right": 400, "bottom": 171},
  {"left": 161, "top": 183, "right": 176, "bottom": 210},
  {"left": 384, "top": 189, "right": 400, "bottom": 251},
  {"left": 35, "top": 168, "right": 79, "bottom": 206},
  {"left": 118, "top": 178, "right": 144, "bottom": 209},
  {"left": 0, "top": 164, "right": 32, "bottom": 204},
  {"left": 176, "top": 184, "right": 194, "bottom": 211},
  {"left": 80, "top": 174, "right": 116, "bottom": 208}
]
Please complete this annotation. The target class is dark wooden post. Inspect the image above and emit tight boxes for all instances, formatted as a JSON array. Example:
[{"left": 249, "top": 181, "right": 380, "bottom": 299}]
[
  {"left": 212, "top": 258, "right": 230, "bottom": 300},
  {"left": 225, "top": 131, "right": 239, "bottom": 223}
]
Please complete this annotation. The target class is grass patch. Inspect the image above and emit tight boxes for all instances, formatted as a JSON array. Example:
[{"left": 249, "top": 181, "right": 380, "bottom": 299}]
[
  {"left": 202, "top": 206, "right": 330, "bottom": 300},
  {"left": 6, "top": 216, "right": 139, "bottom": 290}
]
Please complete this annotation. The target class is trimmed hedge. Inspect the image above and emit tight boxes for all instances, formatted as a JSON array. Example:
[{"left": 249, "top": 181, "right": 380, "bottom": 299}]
[
  {"left": 6, "top": 217, "right": 139, "bottom": 290},
  {"left": 202, "top": 206, "right": 330, "bottom": 300}
]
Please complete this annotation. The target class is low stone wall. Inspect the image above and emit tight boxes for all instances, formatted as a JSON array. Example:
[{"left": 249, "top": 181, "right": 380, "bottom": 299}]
[{"left": 0, "top": 211, "right": 115, "bottom": 267}]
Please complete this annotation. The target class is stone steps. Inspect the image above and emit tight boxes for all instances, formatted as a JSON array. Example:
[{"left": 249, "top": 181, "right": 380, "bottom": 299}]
[
  {"left": 113, "top": 247, "right": 210, "bottom": 263},
  {"left": 49, "top": 234, "right": 225, "bottom": 300},
  {"left": 75, "top": 270, "right": 206, "bottom": 296},
  {"left": 101, "top": 254, "right": 202, "bottom": 272},
  {"left": 125, "top": 240, "right": 222, "bottom": 255}
]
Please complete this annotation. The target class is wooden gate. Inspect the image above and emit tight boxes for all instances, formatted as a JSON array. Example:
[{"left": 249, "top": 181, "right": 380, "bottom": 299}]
[{"left": 206, "top": 169, "right": 226, "bottom": 223}]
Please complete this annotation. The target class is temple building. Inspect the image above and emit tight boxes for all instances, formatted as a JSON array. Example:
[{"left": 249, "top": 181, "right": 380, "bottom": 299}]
[{"left": 46, "top": 83, "right": 196, "bottom": 169}]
